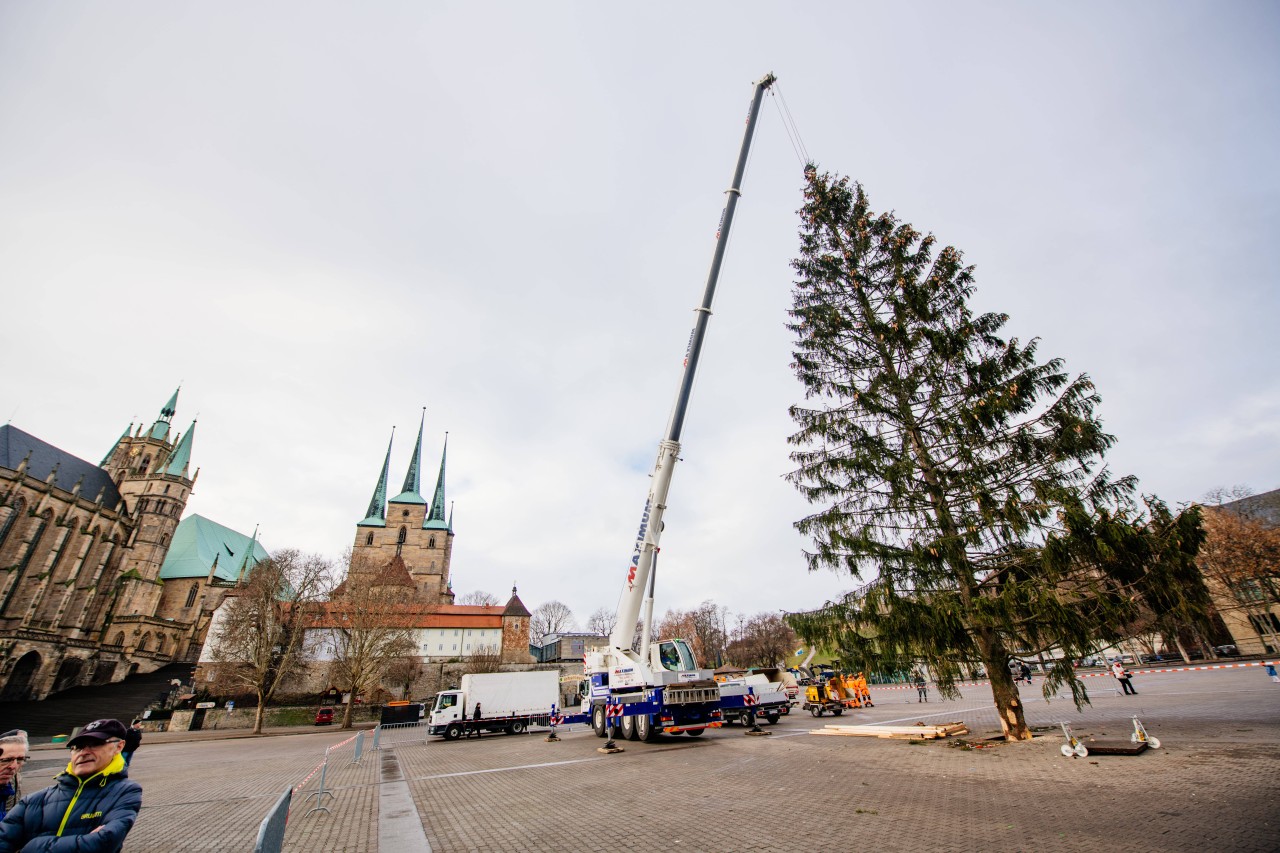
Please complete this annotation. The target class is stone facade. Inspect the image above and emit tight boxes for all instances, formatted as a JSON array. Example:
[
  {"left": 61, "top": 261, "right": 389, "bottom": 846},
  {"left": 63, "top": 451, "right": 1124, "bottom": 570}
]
[{"left": 0, "top": 393, "right": 238, "bottom": 700}]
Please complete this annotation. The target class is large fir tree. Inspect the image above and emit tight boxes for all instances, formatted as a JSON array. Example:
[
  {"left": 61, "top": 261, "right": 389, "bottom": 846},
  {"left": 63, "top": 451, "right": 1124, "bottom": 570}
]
[{"left": 784, "top": 168, "right": 1209, "bottom": 739}]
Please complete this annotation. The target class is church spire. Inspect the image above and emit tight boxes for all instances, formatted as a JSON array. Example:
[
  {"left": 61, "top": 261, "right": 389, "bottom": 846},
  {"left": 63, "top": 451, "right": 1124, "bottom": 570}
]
[
  {"left": 391, "top": 410, "right": 426, "bottom": 505},
  {"left": 358, "top": 428, "right": 394, "bottom": 527},
  {"left": 424, "top": 433, "right": 449, "bottom": 530},
  {"left": 162, "top": 421, "right": 196, "bottom": 477},
  {"left": 236, "top": 525, "right": 261, "bottom": 583},
  {"left": 149, "top": 387, "right": 179, "bottom": 441},
  {"left": 101, "top": 422, "right": 133, "bottom": 466}
]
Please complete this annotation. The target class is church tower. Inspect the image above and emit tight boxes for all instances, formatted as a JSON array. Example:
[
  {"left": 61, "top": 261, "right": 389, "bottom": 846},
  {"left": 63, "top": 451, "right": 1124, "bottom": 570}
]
[
  {"left": 350, "top": 413, "right": 456, "bottom": 605},
  {"left": 100, "top": 388, "right": 196, "bottom": 619}
]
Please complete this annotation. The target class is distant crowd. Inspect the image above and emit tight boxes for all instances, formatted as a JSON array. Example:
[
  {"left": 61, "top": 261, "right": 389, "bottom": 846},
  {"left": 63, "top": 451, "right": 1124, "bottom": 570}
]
[{"left": 0, "top": 718, "right": 144, "bottom": 852}]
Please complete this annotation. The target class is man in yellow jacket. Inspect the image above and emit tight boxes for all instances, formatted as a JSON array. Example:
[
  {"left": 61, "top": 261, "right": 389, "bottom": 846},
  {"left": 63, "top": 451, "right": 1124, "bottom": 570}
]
[{"left": 0, "top": 718, "right": 142, "bottom": 853}]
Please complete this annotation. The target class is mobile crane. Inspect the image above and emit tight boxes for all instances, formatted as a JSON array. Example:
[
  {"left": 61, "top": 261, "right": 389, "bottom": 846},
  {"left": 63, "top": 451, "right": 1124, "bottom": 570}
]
[{"left": 582, "top": 73, "right": 776, "bottom": 742}]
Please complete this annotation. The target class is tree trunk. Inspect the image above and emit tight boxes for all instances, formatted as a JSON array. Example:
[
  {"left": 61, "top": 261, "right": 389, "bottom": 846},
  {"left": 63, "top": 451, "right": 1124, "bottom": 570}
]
[
  {"left": 253, "top": 694, "right": 266, "bottom": 735},
  {"left": 1173, "top": 634, "right": 1190, "bottom": 664},
  {"left": 978, "top": 633, "right": 1030, "bottom": 740},
  {"left": 341, "top": 692, "right": 355, "bottom": 729}
]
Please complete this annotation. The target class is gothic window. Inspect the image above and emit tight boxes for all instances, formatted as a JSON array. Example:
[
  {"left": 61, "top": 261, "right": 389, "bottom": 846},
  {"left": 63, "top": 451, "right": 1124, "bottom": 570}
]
[
  {"left": 185, "top": 583, "right": 199, "bottom": 608},
  {"left": 139, "top": 456, "right": 150, "bottom": 475},
  {"left": 0, "top": 497, "right": 24, "bottom": 551},
  {"left": 112, "top": 632, "right": 125, "bottom": 647},
  {"left": 156, "top": 636, "right": 167, "bottom": 654},
  {"left": 397, "top": 527, "right": 407, "bottom": 545},
  {"left": 164, "top": 485, "right": 170, "bottom": 494},
  {"left": 161, "top": 533, "right": 169, "bottom": 546},
  {"left": 428, "top": 535, "right": 436, "bottom": 549},
  {"left": 365, "top": 532, "right": 374, "bottom": 546},
  {"left": 138, "top": 633, "right": 151, "bottom": 651}
]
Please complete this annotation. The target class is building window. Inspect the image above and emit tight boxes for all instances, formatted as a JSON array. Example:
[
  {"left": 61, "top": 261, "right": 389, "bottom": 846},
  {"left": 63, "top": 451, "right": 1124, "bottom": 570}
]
[
  {"left": 185, "top": 583, "right": 199, "bottom": 608},
  {"left": 164, "top": 484, "right": 170, "bottom": 494},
  {"left": 0, "top": 498, "right": 24, "bottom": 549},
  {"left": 438, "top": 644, "right": 443, "bottom": 651},
  {"left": 397, "top": 526, "right": 407, "bottom": 544},
  {"left": 365, "top": 532, "right": 374, "bottom": 546},
  {"left": 428, "top": 535, "right": 436, "bottom": 548}
]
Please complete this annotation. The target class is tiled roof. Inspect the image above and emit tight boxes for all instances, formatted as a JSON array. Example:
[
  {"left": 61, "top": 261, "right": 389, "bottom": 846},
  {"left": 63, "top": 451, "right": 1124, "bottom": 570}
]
[
  {"left": 158, "top": 514, "right": 269, "bottom": 581},
  {"left": 0, "top": 424, "right": 123, "bottom": 510}
]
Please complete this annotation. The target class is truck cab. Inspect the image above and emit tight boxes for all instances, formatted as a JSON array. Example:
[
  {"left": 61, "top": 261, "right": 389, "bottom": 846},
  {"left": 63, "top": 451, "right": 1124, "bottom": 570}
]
[{"left": 428, "top": 690, "right": 463, "bottom": 734}]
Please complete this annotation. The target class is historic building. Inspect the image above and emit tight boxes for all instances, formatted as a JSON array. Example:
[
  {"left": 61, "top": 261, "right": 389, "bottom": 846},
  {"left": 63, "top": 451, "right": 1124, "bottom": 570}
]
[
  {"left": 0, "top": 391, "right": 265, "bottom": 700},
  {"left": 195, "top": 413, "right": 532, "bottom": 701}
]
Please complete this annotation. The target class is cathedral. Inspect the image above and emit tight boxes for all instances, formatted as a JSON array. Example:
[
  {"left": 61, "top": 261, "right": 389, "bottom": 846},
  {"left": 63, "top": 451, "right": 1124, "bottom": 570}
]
[
  {"left": 0, "top": 391, "right": 265, "bottom": 701},
  {"left": 2, "top": 394, "right": 533, "bottom": 704}
]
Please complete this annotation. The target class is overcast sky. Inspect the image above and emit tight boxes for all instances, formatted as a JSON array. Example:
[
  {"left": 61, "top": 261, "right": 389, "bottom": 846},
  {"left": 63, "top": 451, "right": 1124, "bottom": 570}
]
[{"left": 2, "top": 2, "right": 1276, "bottom": 631}]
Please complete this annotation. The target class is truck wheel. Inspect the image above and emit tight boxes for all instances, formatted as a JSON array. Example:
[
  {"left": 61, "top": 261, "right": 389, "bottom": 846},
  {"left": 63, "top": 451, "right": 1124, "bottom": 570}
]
[
  {"left": 685, "top": 728, "right": 704, "bottom": 737},
  {"left": 813, "top": 707, "right": 823, "bottom": 717},
  {"left": 591, "top": 705, "right": 607, "bottom": 738},
  {"left": 766, "top": 712, "right": 780, "bottom": 725},
  {"left": 636, "top": 714, "right": 654, "bottom": 742},
  {"left": 444, "top": 723, "right": 463, "bottom": 741},
  {"left": 833, "top": 707, "right": 844, "bottom": 716},
  {"left": 621, "top": 715, "right": 637, "bottom": 741},
  {"left": 508, "top": 720, "right": 526, "bottom": 735},
  {"left": 740, "top": 710, "right": 755, "bottom": 727}
]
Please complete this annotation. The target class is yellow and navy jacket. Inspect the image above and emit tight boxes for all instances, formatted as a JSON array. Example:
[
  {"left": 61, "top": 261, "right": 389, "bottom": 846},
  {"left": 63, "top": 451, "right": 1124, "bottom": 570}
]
[{"left": 0, "top": 753, "right": 142, "bottom": 853}]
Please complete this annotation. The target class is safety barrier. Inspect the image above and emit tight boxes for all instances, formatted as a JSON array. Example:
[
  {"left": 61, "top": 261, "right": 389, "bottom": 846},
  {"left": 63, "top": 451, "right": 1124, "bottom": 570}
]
[
  {"left": 253, "top": 787, "right": 291, "bottom": 853},
  {"left": 868, "top": 659, "right": 1279, "bottom": 691},
  {"left": 373, "top": 719, "right": 432, "bottom": 749}
]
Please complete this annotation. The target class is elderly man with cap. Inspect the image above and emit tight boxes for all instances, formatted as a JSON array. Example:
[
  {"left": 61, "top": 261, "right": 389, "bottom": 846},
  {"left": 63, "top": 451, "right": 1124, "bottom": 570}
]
[
  {"left": 0, "top": 730, "right": 28, "bottom": 822},
  {"left": 0, "top": 719, "right": 142, "bottom": 853}
]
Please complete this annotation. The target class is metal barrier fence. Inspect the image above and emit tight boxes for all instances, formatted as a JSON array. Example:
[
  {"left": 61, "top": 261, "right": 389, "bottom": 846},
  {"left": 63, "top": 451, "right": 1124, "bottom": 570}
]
[
  {"left": 373, "top": 719, "right": 432, "bottom": 749},
  {"left": 253, "top": 788, "right": 291, "bottom": 853}
]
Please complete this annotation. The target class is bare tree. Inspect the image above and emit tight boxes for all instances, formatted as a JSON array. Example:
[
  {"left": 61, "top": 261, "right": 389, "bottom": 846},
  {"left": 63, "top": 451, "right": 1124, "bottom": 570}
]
[
  {"left": 325, "top": 556, "right": 419, "bottom": 728},
  {"left": 461, "top": 643, "right": 503, "bottom": 675},
  {"left": 529, "top": 600, "right": 576, "bottom": 645},
  {"left": 585, "top": 607, "right": 617, "bottom": 637},
  {"left": 1198, "top": 493, "right": 1280, "bottom": 653},
  {"left": 725, "top": 613, "right": 798, "bottom": 668},
  {"left": 206, "top": 549, "right": 331, "bottom": 734},
  {"left": 456, "top": 590, "right": 499, "bottom": 606},
  {"left": 382, "top": 655, "right": 422, "bottom": 700}
]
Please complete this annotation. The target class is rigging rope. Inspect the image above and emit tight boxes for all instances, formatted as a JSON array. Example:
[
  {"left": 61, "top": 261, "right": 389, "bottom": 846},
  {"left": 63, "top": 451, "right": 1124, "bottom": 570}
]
[{"left": 771, "top": 82, "right": 811, "bottom": 168}]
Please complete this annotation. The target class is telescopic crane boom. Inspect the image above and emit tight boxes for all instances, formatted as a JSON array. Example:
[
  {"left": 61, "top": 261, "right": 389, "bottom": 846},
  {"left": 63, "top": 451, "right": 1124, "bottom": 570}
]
[{"left": 608, "top": 73, "right": 776, "bottom": 654}]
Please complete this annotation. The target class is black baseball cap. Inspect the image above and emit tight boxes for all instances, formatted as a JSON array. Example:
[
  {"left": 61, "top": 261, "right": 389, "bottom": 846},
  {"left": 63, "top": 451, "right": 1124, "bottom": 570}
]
[{"left": 68, "top": 719, "right": 127, "bottom": 748}]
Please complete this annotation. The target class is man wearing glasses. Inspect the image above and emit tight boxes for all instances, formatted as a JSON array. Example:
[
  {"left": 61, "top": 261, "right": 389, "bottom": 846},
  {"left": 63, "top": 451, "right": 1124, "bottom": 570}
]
[
  {"left": 0, "top": 719, "right": 142, "bottom": 852},
  {"left": 0, "top": 729, "right": 28, "bottom": 822}
]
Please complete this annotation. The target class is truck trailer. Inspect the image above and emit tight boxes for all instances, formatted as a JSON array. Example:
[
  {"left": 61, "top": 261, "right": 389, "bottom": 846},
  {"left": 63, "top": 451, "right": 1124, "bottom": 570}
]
[{"left": 428, "top": 670, "right": 580, "bottom": 739}]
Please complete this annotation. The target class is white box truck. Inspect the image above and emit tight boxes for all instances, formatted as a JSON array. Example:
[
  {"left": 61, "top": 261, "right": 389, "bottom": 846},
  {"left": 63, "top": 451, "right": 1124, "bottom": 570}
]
[{"left": 428, "top": 670, "right": 580, "bottom": 739}]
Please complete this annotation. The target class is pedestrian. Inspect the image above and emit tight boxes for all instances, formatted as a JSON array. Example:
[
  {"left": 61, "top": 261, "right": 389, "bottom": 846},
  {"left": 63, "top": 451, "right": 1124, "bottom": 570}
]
[
  {"left": 1019, "top": 662, "right": 1033, "bottom": 685},
  {"left": 1266, "top": 663, "right": 1278, "bottom": 684},
  {"left": 0, "top": 718, "right": 142, "bottom": 853},
  {"left": 467, "top": 702, "right": 482, "bottom": 738},
  {"left": 1111, "top": 660, "right": 1138, "bottom": 695},
  {"left": 914, "top": 671, "right": 928, "bottom": 703},
  {"left": 0, "top": 730, "right": 28, "bottom": 822},
  {"left": 122, "top": 722, "right": 143, "bottom": 767}
]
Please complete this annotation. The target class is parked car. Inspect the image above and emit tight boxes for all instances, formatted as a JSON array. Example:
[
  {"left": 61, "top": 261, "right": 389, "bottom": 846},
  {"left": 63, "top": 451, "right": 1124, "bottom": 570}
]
[
  {"left": 314, "top": 707, "right": 335, "bottom": 725},
  {"left": 1214, "top": 645, "right": 1240, "bottom": 657}
]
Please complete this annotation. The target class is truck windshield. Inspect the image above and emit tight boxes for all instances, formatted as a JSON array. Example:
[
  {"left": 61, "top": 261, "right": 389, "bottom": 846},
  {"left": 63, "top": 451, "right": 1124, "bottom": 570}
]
[
  {"left": 658, "top": 640, "right": 697, "bottom": 672},
  {"left": 434, "top": 693, "right": 458, "bottom": 713}
]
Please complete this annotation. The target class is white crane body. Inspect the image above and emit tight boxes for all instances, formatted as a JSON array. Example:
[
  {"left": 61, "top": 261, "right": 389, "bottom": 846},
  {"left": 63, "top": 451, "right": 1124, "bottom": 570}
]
[{"left": 582, "top": 73, "right": 776, "bottom": 742}]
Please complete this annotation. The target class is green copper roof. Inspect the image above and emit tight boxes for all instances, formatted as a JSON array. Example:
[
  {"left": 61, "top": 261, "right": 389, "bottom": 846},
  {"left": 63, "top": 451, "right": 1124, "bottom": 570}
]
[
  {"left": 391, "top": 410, "right": 427, "bottom": 505},
  {"left": 158, "top": 514, "right": 269, "bottom": 582},
  {"left": 424, "top": 434, "right": 449, "bottom": 530},
  {"left": 358, "top": 429, "right": 394, "bottom": 527},
  {"left": 149, "top": 388, "right": 179, "bottom": 441},
  {"left": 162, "top": 421, "right": 196, "bottom": 477},
  {"left": 100, "top": 422, "right": 133, "bottom": 466}
]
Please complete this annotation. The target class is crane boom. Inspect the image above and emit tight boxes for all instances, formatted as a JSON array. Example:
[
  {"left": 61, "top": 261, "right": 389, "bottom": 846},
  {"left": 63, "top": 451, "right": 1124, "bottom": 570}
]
[{"left": 608, "top": 72, "right": 776, "bottom": 652}]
